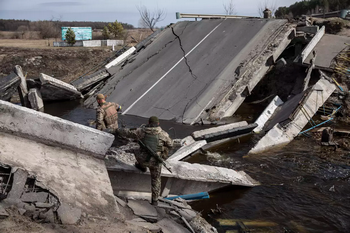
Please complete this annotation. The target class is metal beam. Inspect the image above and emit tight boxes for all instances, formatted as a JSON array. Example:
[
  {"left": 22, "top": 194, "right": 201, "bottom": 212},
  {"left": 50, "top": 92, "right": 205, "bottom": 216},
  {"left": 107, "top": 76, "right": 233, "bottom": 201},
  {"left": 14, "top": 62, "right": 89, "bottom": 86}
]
[{"left": 176, "top": 12, "right": 256, "bottom": 19}]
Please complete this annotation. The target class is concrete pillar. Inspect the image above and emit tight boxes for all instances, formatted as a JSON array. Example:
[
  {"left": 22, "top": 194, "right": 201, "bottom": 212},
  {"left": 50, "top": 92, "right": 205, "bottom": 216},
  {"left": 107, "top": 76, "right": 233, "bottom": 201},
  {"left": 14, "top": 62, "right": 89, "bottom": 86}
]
[
  {"left": 28, "top": 88, "right": 44, "bottom": 111},
  {"left": 14, "top": 65, "right": 29, "bottom": 107}
]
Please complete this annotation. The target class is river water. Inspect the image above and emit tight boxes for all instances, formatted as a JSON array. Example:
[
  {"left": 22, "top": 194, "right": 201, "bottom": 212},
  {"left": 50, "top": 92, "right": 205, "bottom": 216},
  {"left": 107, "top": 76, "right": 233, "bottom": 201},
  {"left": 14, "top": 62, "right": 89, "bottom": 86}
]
[{"left": 44, "top": 100, "right": 350, "bottom": 233}]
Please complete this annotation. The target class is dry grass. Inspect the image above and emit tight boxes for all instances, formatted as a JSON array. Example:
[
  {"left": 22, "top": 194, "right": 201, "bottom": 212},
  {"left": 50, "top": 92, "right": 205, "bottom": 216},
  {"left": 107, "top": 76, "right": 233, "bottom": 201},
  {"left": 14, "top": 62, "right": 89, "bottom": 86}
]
[{"left": 0, "top": 29, "right": 153, "bottom": 49}]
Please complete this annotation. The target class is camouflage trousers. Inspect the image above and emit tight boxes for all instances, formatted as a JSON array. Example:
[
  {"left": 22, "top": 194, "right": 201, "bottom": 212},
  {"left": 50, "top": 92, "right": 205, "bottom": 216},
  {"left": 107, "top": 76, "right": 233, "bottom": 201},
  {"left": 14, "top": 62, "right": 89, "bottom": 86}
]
[{"left": 135, "top": 154, "right": 162, "bottom": 203}]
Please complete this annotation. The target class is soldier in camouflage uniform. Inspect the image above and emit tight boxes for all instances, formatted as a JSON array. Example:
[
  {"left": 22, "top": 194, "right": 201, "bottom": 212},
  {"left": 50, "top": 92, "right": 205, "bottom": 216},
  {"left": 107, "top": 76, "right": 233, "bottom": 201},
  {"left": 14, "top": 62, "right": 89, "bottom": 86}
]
[
  {"left": 96, "top": 94, "right": 121, "bottom": 131},
  {"left": 116, "top": 116, "right": 173, "bottom": 205}
]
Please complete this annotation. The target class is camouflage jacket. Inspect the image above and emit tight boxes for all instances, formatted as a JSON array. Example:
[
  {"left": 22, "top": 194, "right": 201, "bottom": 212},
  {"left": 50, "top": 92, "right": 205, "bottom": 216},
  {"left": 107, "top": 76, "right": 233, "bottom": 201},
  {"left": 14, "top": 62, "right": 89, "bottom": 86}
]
[
  {"left": 96, "top": 102, "right": 120, "bottom": 130},
  {"left": 117, "top": 126, "right": 173, "bottom": 165}
]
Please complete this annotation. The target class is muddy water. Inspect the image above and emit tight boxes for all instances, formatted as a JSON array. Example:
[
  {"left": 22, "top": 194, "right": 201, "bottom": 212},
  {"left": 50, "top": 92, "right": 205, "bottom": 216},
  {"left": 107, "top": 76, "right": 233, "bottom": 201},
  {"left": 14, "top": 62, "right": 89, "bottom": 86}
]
[{"left": 45, "top": 102, "right": 350, "bottom": 233}]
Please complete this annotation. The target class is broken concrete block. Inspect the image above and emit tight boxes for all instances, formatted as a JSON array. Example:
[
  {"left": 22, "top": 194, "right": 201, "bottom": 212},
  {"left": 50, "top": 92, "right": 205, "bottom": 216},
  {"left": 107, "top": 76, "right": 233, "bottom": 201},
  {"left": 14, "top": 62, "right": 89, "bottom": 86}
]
[
  {"left": 39, "top": 73, "right": 83, "bottom": 101},
  {"left": 127, "top": 200, "right": 158, "bottom": 222},
  {"left": 35, "top": 202, "right": 54, "bottom": 208},
  {"left": 0, "top": 204, "right": 9, "bottom": 219},
  {"left": 156, "top": 218, "right": 191, "bottom": 233},
  {"left": 126, "top": 219, "right": 161, "bottom": 232},
  {"left": 28, "top": 88, "right": 44, "bottom": 111},
  {"left": 21, "top": 192, "right": 48, "bottom": 203},
  {"left": 7, "top": 168, "right": 27, "bottom": 200},
  {"left": 0, "top": 72, "right": 21, "bottom": 101},
  {"left": 192, "top": 121, "right": 248, "bottom": 140},
  {"left": 253, "top": 96, "right": 284, "bottom": 133},
  {"left": 168, "top": 140, "right": 207, "bottom": 161},
  {"left": 57, "top": 203, "right": 82, "bottom": 225}
]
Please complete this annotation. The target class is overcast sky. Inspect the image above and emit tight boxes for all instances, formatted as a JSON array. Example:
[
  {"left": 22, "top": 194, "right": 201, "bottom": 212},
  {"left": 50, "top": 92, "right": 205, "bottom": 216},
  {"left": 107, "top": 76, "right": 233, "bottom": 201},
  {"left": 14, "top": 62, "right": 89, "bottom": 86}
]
[{"left": 0, "top": 0, "right": 300, "bottom": 27}]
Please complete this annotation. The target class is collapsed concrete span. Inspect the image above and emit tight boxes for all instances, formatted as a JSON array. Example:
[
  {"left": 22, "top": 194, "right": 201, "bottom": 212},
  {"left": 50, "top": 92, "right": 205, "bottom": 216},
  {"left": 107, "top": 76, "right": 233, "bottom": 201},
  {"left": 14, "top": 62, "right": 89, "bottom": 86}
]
[
  {"left": 84, "top": 18, "right": 295, "bottom": 124},
  {"left": 249, "top": 78, "right": 336, "bottom": 154},
  {"left": 0, "top": 100, "right": 118, "bottom": 222},
  {"left": 106, "top": 145, "right": 259, "bottom": 200}
]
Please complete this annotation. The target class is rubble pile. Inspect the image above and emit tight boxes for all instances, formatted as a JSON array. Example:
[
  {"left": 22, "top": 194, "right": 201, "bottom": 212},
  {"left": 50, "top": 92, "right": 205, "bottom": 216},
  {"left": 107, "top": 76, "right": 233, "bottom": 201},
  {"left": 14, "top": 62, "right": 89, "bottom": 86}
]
[
  {"left": 0, "top": 164, "right": 81, "bottom": 224},
  {"left": 121, "top": 196, "right": 217, "bottom": 233}
]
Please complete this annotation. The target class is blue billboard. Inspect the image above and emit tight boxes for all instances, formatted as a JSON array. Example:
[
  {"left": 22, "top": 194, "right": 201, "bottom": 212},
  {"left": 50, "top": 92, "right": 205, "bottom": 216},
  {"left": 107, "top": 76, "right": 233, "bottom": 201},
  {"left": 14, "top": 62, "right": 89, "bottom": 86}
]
[{"left": 61, "top": 27, "right": 92, "bottom": 41}]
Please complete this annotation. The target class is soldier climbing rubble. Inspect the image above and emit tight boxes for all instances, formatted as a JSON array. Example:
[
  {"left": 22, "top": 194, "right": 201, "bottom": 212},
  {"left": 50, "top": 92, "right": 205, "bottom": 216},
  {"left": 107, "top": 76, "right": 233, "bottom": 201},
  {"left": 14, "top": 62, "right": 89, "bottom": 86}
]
[
  {"left": 115, "top": 116, "right": 173, "bottom": 206},
  {"left": 95, "top": 94, "right": 122, "bottom": 131}
]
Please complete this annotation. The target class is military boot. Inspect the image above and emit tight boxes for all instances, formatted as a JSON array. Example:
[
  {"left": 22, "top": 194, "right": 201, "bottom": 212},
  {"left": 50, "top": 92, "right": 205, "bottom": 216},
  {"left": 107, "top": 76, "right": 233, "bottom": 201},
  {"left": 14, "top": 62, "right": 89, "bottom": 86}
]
[{"left": 135, "top": 162, "right": 147, "bottom": 172}]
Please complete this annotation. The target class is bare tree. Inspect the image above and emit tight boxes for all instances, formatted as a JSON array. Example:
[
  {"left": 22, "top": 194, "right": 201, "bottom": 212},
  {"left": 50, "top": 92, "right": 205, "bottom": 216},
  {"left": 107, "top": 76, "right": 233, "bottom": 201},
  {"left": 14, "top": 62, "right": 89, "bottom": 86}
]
[
  {"left": 138, "top": 18, "right": 148, "bottom": 29},
  {"left": 223, "top": 0, "right": 236, "bottom": 15},
  {"left": 136, "top": 4, "right": 166, "bottom": 32},
  {"left": 258, "top": 0, "right": 277, "bottom": 18}
]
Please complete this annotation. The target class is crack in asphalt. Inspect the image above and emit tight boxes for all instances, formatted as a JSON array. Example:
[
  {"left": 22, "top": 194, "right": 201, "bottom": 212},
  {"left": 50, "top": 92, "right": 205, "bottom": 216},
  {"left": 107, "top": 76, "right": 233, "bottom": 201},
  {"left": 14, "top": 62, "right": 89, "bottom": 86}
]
[{"left": 171, "top": 26, "right": 198, "bottom": 80}]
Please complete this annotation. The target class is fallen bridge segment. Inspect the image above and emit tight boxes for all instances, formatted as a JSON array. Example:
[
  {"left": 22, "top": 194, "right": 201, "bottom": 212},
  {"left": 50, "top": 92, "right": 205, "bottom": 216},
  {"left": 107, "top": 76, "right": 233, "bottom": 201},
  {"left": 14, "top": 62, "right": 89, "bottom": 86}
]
[
  {"left": 84, "top": 19, "right": 294, "bottom": 124},
  {"left": 107, "top": 146, "right": 259, "bottom": 199},
  {"left": 249, "top": 78, "right": 336, "bottom": 154}
]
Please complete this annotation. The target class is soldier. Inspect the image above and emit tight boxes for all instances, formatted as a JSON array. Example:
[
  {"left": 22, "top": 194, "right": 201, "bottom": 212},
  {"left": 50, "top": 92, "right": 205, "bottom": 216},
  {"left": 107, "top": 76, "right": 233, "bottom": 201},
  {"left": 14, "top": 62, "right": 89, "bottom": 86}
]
[
  {"left": 116, "top": 116, "right": 173, "bottom": 206},
  {"left": 96, "top": 94, "right": 121, "bottom": 131}
]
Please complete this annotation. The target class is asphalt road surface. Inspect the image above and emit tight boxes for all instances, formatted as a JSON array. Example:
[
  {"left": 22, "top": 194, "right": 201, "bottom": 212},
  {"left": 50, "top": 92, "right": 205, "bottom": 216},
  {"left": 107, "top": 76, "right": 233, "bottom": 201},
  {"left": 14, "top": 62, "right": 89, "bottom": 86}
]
[{"left": 85, "top": 18, "right": 287, "bottom": 124}]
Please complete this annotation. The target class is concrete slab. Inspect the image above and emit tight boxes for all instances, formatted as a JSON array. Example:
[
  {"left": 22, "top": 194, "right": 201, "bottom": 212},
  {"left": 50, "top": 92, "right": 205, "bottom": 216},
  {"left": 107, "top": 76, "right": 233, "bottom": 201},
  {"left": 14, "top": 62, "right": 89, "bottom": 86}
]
[
  {"left": 304, "top": 34, "right": 350, "bottom": 69},
  {"left": 192, "top": 123, "right": 257, "bottom": 142},
  {"left": 71, "top": 69, "right": 110, "bottom": 92},
  {"left": 21, "top": 192, "right": 48, "bottom": 203},
  {"left": 192, "top": 121, "right": 248, "bottom": 140},
  {"left": 107, "top": 154, "right": 259, "bottom": 198},
  {"left": 300, "top": 26, "right": 325, "bottom": 63},
  {"left": 249, "top": 78, "right": 336, "bottom": 154},
  {"left": 0, "top": 100, "right": 114, "bottom": 157},
  {"left": 253, "top": 96, "right": 283, "bottom": 133},
  {"left": 7, "top": 169, "right": 27, "bottom": 200},
  {"left": 85, "top": 19, "right": 292, "bottom": 124},
  {"left": 157, "top": 218, "right": 191, "bottom": 233},
  {"left": 127, "top": 200, "right": 157, "bottom": 221},
  {"left": 39, "top": 73, "right": 83, "bottom": 101},
  {"left": 0, "top": 72, "right": 20, "bottom": 101},
  {"left": 168, "top": 140, "right": 207, "bottom": 161},
  {"left": 0, "top": 131, "right": 119, "bottom": 219},
  {"left": 57, "top": 203, "right": 82, "bottom": 225},
  {"left": 28, "top": 88, "right": 44, "bottom": 111}
]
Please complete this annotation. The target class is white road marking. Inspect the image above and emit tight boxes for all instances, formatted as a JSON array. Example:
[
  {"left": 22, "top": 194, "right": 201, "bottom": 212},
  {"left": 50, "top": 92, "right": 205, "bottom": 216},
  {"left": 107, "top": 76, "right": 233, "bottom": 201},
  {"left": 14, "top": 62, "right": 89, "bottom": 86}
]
[{"left": 122, "top": 22, "right": 223, "bottom": 115}]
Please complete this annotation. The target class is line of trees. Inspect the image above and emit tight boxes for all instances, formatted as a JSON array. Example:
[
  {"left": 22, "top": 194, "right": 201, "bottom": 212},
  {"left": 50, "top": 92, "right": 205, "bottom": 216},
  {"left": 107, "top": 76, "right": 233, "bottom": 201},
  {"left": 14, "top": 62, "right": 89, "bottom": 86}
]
[
  {"left": 275, "top": 0, "right": 350, "bottom": 18},
  {"left": 0, "top": 19, "right": 134, "bottom": 32}
]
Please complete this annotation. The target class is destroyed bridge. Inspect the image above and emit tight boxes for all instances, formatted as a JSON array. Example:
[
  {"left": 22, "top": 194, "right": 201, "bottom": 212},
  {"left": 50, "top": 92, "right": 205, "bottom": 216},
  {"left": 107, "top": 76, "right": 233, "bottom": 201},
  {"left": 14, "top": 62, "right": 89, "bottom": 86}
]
[{"left": 83, "top": 18, "right": 295, "bottom": 124}]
